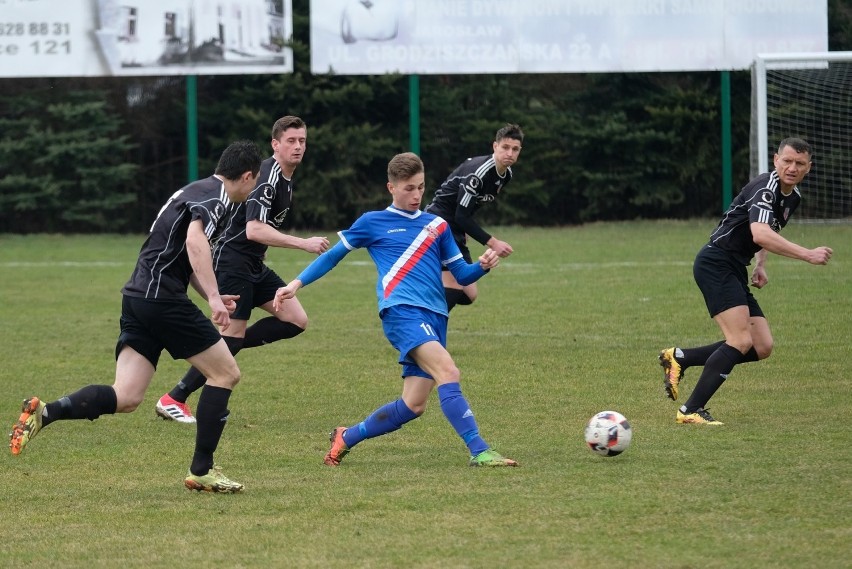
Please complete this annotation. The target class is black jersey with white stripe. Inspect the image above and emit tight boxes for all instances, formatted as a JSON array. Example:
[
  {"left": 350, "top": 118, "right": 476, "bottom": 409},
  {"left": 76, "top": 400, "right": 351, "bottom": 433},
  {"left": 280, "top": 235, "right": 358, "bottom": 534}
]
[
  {"left": 708, "top": 171, "right": 801, "bottom": 265},
  {"left": 212, "top": 156, "right": 293, "bottom": 275},
  {"left": 425, "top": 154, "right": 512, "bottom": 245},
  {"left": 122, "top": 176, "right": 231, "bottom": 299}
]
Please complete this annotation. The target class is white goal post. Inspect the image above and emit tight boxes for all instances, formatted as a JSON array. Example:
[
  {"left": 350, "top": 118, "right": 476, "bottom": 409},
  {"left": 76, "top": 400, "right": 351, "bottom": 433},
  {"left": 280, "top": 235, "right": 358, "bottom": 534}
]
[{"left": 751, "top": 51, "right": 852, "bottom": 222}]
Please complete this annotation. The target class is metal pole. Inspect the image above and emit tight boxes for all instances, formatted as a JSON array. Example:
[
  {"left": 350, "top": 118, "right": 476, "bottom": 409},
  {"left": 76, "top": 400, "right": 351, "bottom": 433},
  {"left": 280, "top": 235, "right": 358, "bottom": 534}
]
[
  {"left": 409, "top": 74, "right": 420, "bottom": 155},
  {"left": 721, "top": 70, "right": 732, "bottom": 210},
  {"left": 186, "top": 75, "right": 198, "bottom": 182},
  {"left": 755, "top": 57, "right": 768, "bottom": 175}
]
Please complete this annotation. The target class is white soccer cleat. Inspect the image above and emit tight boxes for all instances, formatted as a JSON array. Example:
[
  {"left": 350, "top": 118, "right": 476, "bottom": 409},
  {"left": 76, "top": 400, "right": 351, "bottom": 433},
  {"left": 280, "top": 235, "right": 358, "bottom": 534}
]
[{"left": 155, "top": 394, "right": 196, "bottom": 424}]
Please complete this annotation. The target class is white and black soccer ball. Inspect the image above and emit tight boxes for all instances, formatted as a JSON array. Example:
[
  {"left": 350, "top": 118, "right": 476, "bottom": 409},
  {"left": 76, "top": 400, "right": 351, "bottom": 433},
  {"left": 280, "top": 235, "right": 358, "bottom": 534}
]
[{"left": 584, "top": 411, "right": 632, "bottom": 457}]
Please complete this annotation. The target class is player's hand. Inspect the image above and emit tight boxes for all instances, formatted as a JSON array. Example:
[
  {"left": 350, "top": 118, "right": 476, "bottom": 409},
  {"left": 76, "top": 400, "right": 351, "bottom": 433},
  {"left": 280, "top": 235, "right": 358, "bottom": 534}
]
[
  {"left": 303, "top": 236, "right": 330, "bottom": 255},
  {"left": 807, "top": 246, "right": 833, "bottom": 265},
  {"left": 220, "top": 294, "right": 240, "bottom": 314},
  {"left": 273, "top": 281, "right": 302, "bottom": 311},
  {"left": 478, "top": 248, "right": 500, "bottom": 270},
  {"left": 750, "top": 267, "right": 768, "bottom": 289},
  {"left": 209, "top": 296, "right": 232, "bottom": 332},
  {"left": 487, "top": 238, "right": 513, "bottom": 258}
]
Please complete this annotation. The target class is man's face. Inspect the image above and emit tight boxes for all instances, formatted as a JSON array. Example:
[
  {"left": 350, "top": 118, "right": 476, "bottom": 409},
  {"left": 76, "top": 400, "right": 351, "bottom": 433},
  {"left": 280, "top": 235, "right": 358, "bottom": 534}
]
[
  {"left": 773, "top": 145, "right": 811, "bottom": 190},
  {"left": 272, "top": 127, "right": 307, "bottom": 168},
  {"left": 493, "top": 137, "right": 522, "bottom": 169},
  {"left": 387, "top": 172, "right": 425, "bottom": 211}
]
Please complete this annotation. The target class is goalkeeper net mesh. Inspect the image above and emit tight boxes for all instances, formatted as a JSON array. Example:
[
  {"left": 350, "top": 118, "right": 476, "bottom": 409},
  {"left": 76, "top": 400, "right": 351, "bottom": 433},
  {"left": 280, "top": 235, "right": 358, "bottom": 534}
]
[{"left": 751, "top": 52, "right": 852, "bottom": 222}]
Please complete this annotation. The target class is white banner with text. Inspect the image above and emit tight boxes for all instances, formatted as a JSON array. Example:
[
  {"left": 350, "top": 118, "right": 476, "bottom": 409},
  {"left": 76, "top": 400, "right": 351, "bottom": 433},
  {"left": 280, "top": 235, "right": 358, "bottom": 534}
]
[
  {"left": 0, "top": 0, "right": 293, "bottom": 77},
  {"left": 310, "top": 0, "right": 828, "bottom": 75}
]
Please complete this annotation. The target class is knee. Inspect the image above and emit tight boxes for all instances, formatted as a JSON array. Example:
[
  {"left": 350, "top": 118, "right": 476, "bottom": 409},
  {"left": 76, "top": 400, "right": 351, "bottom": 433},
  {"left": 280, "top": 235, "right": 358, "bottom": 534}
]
[
  {"left": 434, "top": 365, "right": 461, "bottom": 385},
  {"left": 114, "top": 392, "right": 144, "bottom": 413},
  {"left": 405, "top": 400, "right": 428, "bottom": 416},
  {"left": 208, "top": 365, "right": 241, "bottom": 389},
  {"left": 756, "top": 339, "right": 774, "bottom": 360},
  {"left": 284, "top": 307, "right": 309, "bottom": 330}
]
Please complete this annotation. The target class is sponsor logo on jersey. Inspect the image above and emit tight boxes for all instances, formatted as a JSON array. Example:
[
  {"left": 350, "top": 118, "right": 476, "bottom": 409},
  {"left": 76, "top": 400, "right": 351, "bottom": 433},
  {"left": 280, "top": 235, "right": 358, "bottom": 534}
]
[{"left": 273, "top": 208, "right": 289, "bottom": 226}]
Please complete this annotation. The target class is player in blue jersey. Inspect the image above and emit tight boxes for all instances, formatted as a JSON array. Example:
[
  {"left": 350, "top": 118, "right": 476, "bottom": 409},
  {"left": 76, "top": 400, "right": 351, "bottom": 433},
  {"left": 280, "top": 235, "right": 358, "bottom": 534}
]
[
  {"left": 425, "top": 123, "right": 523, "bottom": 311},
  {"left": 9, "top": 141, "right": 263, "bottom": 492},
  {"left": 659, "top": 138, "right": 833, "bottom": 425},
  {"left": 156, "top": 116, "right": 329, "bottom": 424},
  {"left": 273, "top": 152, "right": 518, "bottom": 467}
]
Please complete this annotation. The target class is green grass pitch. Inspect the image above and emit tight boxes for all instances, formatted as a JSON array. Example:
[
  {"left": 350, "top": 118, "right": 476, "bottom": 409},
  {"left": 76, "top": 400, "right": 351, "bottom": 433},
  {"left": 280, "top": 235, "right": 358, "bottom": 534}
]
[{"left": 0, "top": 221, "right": 849, "bottom": 568}]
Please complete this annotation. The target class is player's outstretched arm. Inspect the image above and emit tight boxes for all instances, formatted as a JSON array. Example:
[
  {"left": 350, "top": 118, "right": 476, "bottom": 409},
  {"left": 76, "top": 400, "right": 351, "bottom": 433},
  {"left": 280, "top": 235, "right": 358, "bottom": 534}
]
[
  {"left": 272, "top": 241, "right": 350, "bottom": 311},
  {"left": 751, "top": 222, "right": 833, "bottom": 265},
  {"left": 246, "top": 220, "right": 329, "bottom": 254}
]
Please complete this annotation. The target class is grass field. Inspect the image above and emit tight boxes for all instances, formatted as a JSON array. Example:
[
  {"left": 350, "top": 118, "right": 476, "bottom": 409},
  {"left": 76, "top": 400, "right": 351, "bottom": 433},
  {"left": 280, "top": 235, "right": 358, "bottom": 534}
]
[{"left": 0, "top": 222, "right": 850, "bottom": 568}]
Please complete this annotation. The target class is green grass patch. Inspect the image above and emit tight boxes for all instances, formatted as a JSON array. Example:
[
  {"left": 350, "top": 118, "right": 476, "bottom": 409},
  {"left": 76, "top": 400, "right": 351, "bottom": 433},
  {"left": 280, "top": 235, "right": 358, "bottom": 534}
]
[{"left": 0, "top": 222, "right": 850, "bottom": 568}]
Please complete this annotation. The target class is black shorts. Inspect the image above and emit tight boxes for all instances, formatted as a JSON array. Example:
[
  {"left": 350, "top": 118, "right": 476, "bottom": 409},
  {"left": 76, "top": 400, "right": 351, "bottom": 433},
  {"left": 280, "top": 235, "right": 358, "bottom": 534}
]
[
  {"left": 443, "top": 232, "right": 473, "bottom": 271},
  {"left": 116, "top": 295, "right": 222, "bottom": 368},
  {"left": 217, "top": 266, "right": 285, "bottom": 320},
  {"left": 693, "top": 244, "right": 764, "bottom": 319}
]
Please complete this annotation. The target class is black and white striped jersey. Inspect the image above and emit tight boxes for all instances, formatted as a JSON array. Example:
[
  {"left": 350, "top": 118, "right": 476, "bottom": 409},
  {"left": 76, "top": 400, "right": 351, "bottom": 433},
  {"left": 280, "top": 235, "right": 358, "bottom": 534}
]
[
  {"left": 425, "top": 154, "right": 512, "bottom": 245},
  {"left": 212, "top": 156, "right": 293, "bottom": 275},
  {"left": 708, "top": 171, "right": 801, "bottom": 265},
  {"left": 122, "top": 176, "right": 231, "bottom": 300}
]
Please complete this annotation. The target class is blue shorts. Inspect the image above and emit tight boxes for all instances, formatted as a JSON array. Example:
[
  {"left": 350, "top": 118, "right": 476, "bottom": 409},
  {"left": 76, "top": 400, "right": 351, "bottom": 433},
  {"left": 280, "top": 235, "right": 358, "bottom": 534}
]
[{"left": 381, "top": 304, "right": 447, "bottom": 379}]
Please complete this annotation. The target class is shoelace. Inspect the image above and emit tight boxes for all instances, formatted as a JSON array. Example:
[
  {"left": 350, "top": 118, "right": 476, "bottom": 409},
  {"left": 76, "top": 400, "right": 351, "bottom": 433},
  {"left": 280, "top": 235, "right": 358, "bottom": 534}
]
[{"left": 697, "top": 408, "right": 717, "bottom": 421}]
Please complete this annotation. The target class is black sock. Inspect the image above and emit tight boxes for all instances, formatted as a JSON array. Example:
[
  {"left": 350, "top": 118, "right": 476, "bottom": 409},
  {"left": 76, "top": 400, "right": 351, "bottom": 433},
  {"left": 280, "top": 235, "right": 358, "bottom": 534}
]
[
  {"left": 444, "top": 288, "right": 472, "bottom": 312},
  {"left": 678, "top": 341, "right": 725, "bottom": 368},
  {"left": 169, "top": 337, "right": 244, "bottom": 402},
  {"left": 190, "top": 384, "right": 232, "bottom": 476},
  {"left": 43, "top": 385, "right": 117, "bottom": 426},
  {"left": 683, "top": 344, "right": 744, "bottom": 412},
  {"left": 243, "top": 317, "right": 304, "bottom": 349},
  {"left": 743, "top": 347, "right": 759, "bottom": 363}
]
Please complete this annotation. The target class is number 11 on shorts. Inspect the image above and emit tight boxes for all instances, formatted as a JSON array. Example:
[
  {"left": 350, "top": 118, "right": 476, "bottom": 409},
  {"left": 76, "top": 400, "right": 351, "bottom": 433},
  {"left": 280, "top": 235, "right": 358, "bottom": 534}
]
[{"left": 420, "top": 322, "right": 436, "bottom": 337}]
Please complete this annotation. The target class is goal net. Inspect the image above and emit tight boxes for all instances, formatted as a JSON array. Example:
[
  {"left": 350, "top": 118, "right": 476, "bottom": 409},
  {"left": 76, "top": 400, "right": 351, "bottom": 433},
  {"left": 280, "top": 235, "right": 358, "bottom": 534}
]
[{"left": 751, "top": 51, "right": 852, "bottom": 222}]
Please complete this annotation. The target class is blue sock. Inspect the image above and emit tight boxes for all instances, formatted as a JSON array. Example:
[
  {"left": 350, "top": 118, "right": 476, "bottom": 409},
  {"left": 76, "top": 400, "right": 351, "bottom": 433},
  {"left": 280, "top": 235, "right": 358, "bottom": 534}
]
[
  {"left": 342, "top": 399, "right": 418, "bottom": 448},
  {"left": 437, "top": 383, "right": 489, "bottom": 456}
]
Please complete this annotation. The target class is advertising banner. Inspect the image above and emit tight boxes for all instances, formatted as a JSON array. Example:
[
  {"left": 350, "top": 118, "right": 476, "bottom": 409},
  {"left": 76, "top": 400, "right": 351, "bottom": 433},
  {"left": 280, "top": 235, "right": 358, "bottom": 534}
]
[
  {"left": 0, "top": 0, "right": 293, "bottom": 77},
  {"left": 310, "top": 0, "right": 828, "bottom": 75}
]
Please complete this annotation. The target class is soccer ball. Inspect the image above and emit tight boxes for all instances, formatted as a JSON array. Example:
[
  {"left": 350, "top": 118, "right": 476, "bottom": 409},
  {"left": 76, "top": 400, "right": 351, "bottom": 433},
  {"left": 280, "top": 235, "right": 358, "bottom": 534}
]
[{"left": 584, "top": 411, "right": 632, "bottom": 457}]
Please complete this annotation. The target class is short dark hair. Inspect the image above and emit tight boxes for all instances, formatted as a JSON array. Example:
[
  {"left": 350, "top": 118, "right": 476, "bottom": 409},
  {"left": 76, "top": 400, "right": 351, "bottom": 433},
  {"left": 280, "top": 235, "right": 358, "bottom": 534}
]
[
  {"left": 387, "top": 152, "right": 424, "bottom": 183},
  {"left": 271, "top": 116, "right": 307, "bottom": 140},
  {"left": 215, "top": 140, "right": 263, "bottom": 180},
  {"left": 778, "top": 137, "right": 812, "bottom": 157},
  {"left": 496, "top": 123, "right": 524, "bottom": 144}
]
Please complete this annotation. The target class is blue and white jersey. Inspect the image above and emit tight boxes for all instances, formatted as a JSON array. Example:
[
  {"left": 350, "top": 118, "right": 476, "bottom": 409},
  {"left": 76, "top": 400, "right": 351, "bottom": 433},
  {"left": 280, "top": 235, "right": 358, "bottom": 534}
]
[
  {"left": 339, "top": 206, "right": 460, "bottom": 315},
  {"left": 295, "top": 205, "right": 488, "bottom": 316},
  {"left": 339, "top": 206, "right": 465, "bottom": 316}
]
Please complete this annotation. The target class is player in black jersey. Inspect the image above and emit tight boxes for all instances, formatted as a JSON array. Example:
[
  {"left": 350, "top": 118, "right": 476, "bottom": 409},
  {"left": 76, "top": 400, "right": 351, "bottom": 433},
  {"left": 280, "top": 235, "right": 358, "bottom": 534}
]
[
  {"left": 658, "top": 138, "right": 833, "bottom": 425},
  {"left": 9, "top": 141, "right": 263, "bottom": 493},
  {"left": 156, "top": 117, "right": 329, "bottom": 423},
  {"left": 425, "top": 123, "right": 523, "bottom": 311}
]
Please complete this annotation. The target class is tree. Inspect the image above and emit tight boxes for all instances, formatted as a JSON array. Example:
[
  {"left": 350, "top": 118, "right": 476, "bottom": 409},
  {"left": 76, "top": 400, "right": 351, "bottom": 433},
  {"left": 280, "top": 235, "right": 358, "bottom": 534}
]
[{"left": 0, "top": 87, "right": 138, "bottom": 233}]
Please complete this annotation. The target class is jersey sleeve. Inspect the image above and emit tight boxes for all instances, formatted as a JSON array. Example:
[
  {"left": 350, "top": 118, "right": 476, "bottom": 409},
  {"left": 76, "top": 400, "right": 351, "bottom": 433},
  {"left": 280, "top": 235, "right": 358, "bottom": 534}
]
[
  {"left": 189, "top": 199, "right": 228, "bottom": 240},
  {"left": 440, "top": 223, "right": 488, "bottom": 285},
  {"left": 338, "top": 212, "right": 373, "bottom": 250},
  {"left": 454, "top": 173, "right": 492, "bottom": 245},
  {"left": 295, "top": 241, "right": 349, "bottom": 287},
  {"left": 748, "top": 188, "right": 777, "bottom": 226},
  {"left": 244, "top": 183, "right": 275, "bottom": 224}
]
